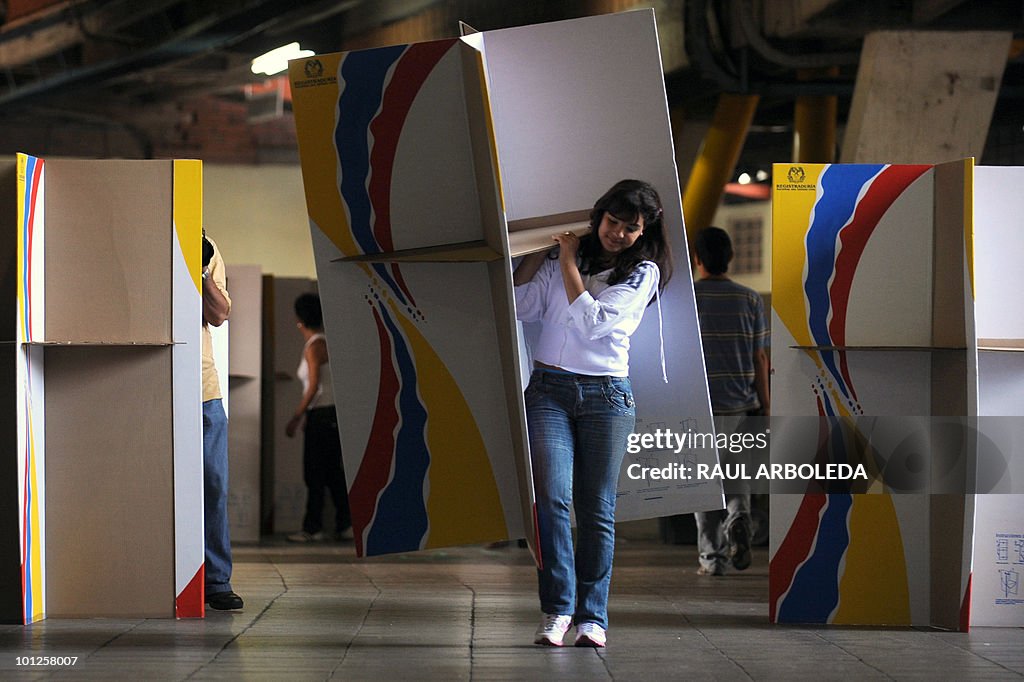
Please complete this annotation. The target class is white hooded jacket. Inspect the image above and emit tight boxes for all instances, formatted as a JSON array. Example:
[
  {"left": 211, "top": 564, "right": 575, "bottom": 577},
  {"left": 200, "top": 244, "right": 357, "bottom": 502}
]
[{"left": 514, "top": 255, "right": 660, "bottom": 378}]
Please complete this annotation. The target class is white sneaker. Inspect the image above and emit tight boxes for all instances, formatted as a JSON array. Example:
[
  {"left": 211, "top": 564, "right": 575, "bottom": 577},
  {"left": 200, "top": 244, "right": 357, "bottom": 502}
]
[
  {"left": 574, "top": 622, "right": 607, "bottom": 648},
  {"left": 287, "top": 531, "right": 325, "bottom": 543},
  {"left": 534, "top": 614, "right": 572, "bottom": 646}
]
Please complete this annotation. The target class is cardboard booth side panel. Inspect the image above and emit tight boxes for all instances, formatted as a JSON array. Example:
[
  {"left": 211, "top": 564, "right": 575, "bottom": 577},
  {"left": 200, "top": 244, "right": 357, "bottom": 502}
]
[
  {"left": 931, "top": 159, "right": 975, "bottom": 631},
  {"left": 309, "top": 229, "right": 519, "bottom": 556},
  {"left": 0, "top": 159, "right": 23, "bottom": 623},
  {"left": 44, "top": 160, "right": 172, "bottom": 344},
  {"left": 13, "top": 157, "right": 46, "bottom": 623},
  {"left": 16, "top": 154, "right": 44, "bottom": 343},
  {"left": 480, "top": 10, "right": 721, "bottom": 519},
  {"left": 171, "top": 159, "right": 204, "bottom": 618},
  {"left": 970, "top": 165, "right": 1024, "bottom": 627},
  {"left": 15, "top": 346, "right": 44, "bottom": 624}
]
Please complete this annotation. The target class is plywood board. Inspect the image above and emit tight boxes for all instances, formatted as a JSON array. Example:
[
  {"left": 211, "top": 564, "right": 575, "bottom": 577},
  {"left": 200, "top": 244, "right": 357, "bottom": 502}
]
[
  {"left": 43, "top": 346, "right": 174, "bottom": 618},
  {"left": 44, "top": 160, "right": 172, "bottom": 344},
  {"left": 842, "top": 31, "right": 1010, "bottom": 164}
]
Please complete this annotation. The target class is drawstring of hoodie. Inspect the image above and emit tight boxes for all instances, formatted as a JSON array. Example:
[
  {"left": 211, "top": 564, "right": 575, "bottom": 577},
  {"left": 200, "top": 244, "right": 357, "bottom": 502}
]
[{"left": 656, "top": 285, "right": 667, "bottom": 383}]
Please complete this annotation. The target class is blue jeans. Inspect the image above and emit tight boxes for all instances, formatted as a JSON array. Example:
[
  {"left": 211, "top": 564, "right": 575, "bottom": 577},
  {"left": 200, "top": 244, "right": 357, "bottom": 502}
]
[
  {"left": 526, "top": 369, "right": 635, "bottom": 629},
  {"left": 203, "top": 399, "right": 233, "bottom": 596}
]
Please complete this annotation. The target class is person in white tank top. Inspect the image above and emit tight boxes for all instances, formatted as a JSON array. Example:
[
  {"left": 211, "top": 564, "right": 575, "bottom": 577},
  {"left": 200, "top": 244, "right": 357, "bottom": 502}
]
[{"left": 286, "top": 293, "right": 352, "bottom": 543}]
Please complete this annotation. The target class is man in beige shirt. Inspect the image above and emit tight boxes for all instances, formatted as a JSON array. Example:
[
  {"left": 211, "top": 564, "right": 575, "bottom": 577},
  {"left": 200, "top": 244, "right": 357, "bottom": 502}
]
[{"left": 202, "top": 233, "right": 243, "bottom": 611}]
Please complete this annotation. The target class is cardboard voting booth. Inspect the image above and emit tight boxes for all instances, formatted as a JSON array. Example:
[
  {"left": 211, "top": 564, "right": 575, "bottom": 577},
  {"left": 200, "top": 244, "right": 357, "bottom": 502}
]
[
  {"left": 289, "top": 10, "right": 721, "bottom": 561},
  {"left": 0, "top": 154, "right": 204, "bottom": 623},
  {"left": 770, "top": 160, "right": 1024, "bottom": 630}
]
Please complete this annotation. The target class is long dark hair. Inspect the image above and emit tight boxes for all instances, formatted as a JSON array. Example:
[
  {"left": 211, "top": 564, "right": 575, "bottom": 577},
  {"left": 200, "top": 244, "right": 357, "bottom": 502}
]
[{"left": 573, "top": 179, "right": 673, "bottom": 293}]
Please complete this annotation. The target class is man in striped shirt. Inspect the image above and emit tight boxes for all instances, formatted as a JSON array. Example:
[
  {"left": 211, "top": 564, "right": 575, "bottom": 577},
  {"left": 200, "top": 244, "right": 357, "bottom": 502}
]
[{"left": 692, "top": 226, "right": 770, "bottom": 576}]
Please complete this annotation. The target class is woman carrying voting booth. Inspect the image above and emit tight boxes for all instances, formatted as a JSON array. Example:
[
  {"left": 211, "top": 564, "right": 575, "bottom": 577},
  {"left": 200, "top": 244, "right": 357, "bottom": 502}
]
[{"left": 513, "top": 180, "right": 673, "bottom": 648}]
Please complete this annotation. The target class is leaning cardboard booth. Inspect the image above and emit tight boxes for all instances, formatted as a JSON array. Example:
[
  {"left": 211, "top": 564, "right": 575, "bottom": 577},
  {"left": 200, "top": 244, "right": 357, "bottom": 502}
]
[
  {"left": 288, "top": 10, "right": 722, "bottom": 563},
  {"left": 0, "top": 155, "right": 205, "bottom": 623}
]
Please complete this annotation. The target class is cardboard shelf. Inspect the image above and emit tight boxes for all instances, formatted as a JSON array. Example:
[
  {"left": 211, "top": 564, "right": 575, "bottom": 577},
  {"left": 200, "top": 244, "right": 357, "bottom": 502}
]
[
  {"left": 327, "top": 209, "right": 593, "bottom": 262},
  {"left": 331, "top": 239, "right": 501, "bottom": 263},
  {"left": 7, "top": 340, "right": 177, "bottom": 347},
  {"left": 977, "top": 338, "right": 1024, "bottom": 352},
  {"left": 507, "top": 209, "right": 590, "bottom": 258}
]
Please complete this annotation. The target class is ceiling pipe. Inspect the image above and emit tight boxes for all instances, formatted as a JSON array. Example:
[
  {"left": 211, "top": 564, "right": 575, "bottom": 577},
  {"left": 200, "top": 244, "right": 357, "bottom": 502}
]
[
  {"left": 733, "top": 0, "right": 861, "bottom": 69},
  {"left": 681, "top": 0, "right": 855, "bottom": 97}
]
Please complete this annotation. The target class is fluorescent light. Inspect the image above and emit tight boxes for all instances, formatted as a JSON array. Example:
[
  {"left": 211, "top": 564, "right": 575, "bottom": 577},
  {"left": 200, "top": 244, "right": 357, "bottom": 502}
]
[
  {"left": 738, "top": 172, "right": 752, "bottom": 185},
  {"left": 251, "top": 42, "right": 314, "bottom": 76}
]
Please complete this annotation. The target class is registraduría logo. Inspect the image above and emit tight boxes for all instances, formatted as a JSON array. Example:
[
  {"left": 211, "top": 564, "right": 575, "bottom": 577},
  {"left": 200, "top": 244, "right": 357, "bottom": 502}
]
[
  {"left": 777, "top": 165, "right": 815, "bottom": 191},
  {"left": 293, "top": 58, "right": 335, "bottom": 89},
  {"left": 304, "top": 59, "right": 323, "bottom": 79}
]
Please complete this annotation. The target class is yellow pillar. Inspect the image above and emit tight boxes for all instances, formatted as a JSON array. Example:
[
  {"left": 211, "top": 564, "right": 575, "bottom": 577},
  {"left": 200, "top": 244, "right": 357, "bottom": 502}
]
[
  {"left": 681, "top": 94, "right": 759, "bottom": 248},
  {"left": 792, "top": 69, "right": 837, "bottom": 163}
]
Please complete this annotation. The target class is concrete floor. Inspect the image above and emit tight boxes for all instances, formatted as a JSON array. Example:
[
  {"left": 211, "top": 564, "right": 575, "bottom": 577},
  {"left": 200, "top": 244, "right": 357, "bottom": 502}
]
[{"left": 1, "top": 529, "right": 1022, "bottom": 681}]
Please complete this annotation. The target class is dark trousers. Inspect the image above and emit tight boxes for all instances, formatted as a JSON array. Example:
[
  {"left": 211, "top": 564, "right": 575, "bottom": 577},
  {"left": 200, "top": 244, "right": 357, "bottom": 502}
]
[{"left": 302, "top": 406, "right": 351, "bottom": 534}]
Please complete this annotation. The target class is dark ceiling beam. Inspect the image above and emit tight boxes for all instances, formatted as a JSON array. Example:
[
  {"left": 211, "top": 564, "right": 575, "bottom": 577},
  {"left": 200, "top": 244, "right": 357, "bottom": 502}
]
[
  {"left": 912, "top": 0, "right": 972, "bottom": 25},
  {"left": 0, "top": 0, "right": 295, "bottom": 110},
  {"left": 0, "top": 0, "right": 184, "bottom": 66}
]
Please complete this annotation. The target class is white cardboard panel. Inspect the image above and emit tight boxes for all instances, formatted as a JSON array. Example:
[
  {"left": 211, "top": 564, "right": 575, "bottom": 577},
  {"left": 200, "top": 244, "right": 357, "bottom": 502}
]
[
  {"left": 387, "top": 43, "right": 484, "bottom": 251},
  {"left": 974, "top": 166, "right": 1024, "bottom": 341},
  {"left": 845, "top": 170, "right": 934, "bottom": 346},
  {"left": 970, "top": 494, "right": 1024, "bottom": 626}
]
